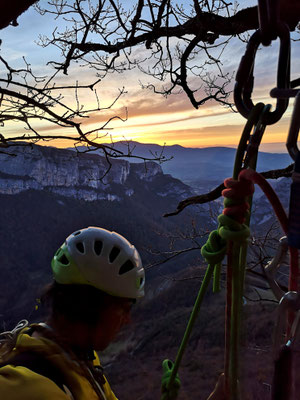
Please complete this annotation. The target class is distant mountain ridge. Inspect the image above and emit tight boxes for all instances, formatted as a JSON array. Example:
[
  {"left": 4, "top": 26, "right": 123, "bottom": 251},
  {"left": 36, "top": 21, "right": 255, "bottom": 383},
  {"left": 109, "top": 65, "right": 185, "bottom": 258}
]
[
  {"left": 0, "top": 142, "right": 290, "bottom": 400},
  {"left": 0, "top": 143, "right": 204, "bottom": 327},
  {"left": 0, "top": 144, "right": 193, "bottom": 201},
  {"left": 71, "top": 141, "right": 292, "bottom": 189}
]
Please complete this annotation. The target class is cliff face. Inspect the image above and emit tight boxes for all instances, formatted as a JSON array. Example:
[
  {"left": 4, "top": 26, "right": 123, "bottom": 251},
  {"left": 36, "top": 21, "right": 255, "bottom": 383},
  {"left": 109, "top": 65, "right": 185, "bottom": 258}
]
[
  {"left": 0, "top": 145, "right": 191, "bottom": 201},
  {"left": 0, "top": 144, "right": 201, "bottom": 330}
]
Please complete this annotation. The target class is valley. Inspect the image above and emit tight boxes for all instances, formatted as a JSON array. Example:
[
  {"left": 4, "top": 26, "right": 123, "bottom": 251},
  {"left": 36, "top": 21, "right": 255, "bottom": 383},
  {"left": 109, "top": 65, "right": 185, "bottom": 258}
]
[{"left": 0, "top": 142, "right": 293, "bottom": 399}]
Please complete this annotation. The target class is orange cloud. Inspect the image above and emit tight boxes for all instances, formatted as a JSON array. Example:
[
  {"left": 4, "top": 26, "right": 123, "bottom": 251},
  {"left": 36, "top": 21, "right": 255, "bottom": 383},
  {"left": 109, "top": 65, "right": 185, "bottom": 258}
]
[{"left": 75, "top": 89, "right": 230, "bottom": 127}]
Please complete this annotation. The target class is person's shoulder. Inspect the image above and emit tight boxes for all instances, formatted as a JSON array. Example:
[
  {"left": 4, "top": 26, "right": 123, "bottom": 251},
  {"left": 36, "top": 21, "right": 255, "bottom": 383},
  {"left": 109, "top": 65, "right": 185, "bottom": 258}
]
[{"left": 0, "top": 364, "right": 71, "bottom": 399}]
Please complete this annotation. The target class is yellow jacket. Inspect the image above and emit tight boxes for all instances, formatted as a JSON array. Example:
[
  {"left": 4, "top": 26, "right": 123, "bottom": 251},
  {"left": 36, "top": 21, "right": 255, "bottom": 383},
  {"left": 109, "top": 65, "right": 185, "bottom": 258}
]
[{"left": 0, "top": 325, "right": 118, "bottom": 400}]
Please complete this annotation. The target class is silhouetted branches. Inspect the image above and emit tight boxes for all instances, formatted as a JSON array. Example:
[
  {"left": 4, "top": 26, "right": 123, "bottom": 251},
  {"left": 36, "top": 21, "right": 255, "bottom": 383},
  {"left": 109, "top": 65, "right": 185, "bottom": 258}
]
[
  {"left": 33, "top": 1, "right": 262, "bottom": 109},
  {"left": 164, "top": 163, "right": 294, "bottom": 217},
  {"left": 0, "top": 55, "right": 172, "bottom": 164}
]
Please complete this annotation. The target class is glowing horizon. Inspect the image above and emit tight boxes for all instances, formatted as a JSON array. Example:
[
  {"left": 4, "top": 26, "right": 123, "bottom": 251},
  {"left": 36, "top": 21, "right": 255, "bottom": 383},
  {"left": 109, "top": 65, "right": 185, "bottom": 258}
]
[{"left": 0, "top": 4, "right": 298, "bottom": 155}]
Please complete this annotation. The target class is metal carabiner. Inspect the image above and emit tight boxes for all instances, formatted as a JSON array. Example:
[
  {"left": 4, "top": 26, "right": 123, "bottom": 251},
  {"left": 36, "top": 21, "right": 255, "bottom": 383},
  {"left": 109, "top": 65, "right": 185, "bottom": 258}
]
[
  {"left": 287, "top": 309, "right": 300, "bottom": 348},
  {"left": 243, "top": 104, "right": 272, "bottom": 168},
  {"left": 270, "top": 77, "right": 300, "bottom": 99},
  {"left": 258, "top": 0, "right": 280, "bottom": 46},
  {"left": 234, "top": 24, "right": 290, "bottom": 125},
  {"left": 234, "top": 30, "right": 261, "bottom": 120},
  {"left": 286, "top": 91, "right": 300, "bottom": 161},
  {"left": 264, "top": 236, "right": 288, "bottom": 302},
  {"left": 273, "top": 291, "right": 300, "bottom": 358}
]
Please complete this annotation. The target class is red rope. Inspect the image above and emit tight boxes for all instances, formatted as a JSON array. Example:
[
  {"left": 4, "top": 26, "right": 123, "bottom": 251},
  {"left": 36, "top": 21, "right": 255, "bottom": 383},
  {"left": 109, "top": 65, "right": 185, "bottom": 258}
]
[
  {"left": 238, "top": 169, "right": 288, "bottom": 233},
  {"left": 222, "top": 177, "right": 254, "bottom": 224},
  {"left": 239, "top": 169, "right": 299, "bottom": 335},
  {"left": 222, "top": 169, "right": 299, "bottom": 395},
  {"left": 221, "top": 176, "right": 254, "bottom": 399}
]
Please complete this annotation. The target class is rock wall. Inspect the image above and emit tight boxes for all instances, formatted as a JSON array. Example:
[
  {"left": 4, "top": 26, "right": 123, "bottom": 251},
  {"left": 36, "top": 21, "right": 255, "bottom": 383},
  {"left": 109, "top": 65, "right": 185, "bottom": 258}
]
[{"left": 0, "top": 145, "right": 176, "bottom": 201}]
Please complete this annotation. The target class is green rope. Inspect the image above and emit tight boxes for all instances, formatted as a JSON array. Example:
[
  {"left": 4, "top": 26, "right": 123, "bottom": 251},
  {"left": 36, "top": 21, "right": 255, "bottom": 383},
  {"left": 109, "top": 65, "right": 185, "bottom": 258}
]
[
  {"left": 161, "top": 103, "right": 272, "bottom": 400},
  {"left": 161, "top": 231, "right": 226, "bottom": 399},
  {"left": 213, "top": 263, "right": 222, "bottom": 293},
  {"left": 225, "top": 103, "right": 272, "bottom": 399},
  {"left": 229, "top": 242, "right": 243, "bottom": 400},
  {"left": 218, "top": 215, "right": 250, "bottom": 242},
  {"left": 161, "top": 360, "right": 181, "bottom": 400}
]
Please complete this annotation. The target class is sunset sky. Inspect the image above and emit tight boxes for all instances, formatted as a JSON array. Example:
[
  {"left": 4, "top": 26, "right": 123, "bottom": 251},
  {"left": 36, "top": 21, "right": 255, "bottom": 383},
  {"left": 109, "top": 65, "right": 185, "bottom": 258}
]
[{"left": 1, "top": 1, "right": 299, "bottom": 153}]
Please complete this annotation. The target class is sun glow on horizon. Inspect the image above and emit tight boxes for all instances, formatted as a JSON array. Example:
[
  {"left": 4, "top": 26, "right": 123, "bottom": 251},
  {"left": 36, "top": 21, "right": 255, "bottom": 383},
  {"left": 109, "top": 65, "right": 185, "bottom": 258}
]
[
  {"left": 1, "top": 2, "right": 298, "bottom": 157},
  {"left": 3, "top": 93, "right": 293, "bottom": 153}
]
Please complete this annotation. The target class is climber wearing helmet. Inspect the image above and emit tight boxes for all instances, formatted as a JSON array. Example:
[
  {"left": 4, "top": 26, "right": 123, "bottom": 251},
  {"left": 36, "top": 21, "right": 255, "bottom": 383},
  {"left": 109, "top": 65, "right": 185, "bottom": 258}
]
[
  {"left": 0, "top": 227, "right": 225, "bottom": 400},
  {"left": 0, "top": 227, "right": 144, "bottom": 400}
]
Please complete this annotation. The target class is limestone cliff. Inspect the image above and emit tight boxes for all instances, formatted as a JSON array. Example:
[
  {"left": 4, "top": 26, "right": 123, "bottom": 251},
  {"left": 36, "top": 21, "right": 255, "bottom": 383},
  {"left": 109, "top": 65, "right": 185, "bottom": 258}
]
[{"left": 0, "top": 145, "right": 192, "bottom": 201}]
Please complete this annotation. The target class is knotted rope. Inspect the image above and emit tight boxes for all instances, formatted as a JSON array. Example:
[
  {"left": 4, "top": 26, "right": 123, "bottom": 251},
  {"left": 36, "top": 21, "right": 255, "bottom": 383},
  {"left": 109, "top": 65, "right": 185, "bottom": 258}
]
[
  {"left": 162, "top": 176, "right": 255, "bottom": 400},
  {"left": 219, "top": 175, "right": 254, "bottom": 400},
  {"left": 161, "top": 231, "right": 227, "bottom": 400},
  {"left": 161, "top": 103, "right": 281, "bottom": 400}
]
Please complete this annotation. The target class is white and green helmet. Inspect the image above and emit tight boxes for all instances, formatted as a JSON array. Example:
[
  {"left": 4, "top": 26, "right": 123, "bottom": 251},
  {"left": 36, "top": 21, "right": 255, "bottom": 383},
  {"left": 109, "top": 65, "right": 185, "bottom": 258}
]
[{"left": 51, "top": 227, "right": 145, "bottom": 299}]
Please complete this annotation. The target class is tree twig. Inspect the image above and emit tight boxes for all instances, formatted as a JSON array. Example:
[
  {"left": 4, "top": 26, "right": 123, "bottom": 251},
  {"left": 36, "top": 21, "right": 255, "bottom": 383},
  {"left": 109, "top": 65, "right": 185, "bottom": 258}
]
[{"left": 164, "top": 164, "right": 294, "bottom": 217}]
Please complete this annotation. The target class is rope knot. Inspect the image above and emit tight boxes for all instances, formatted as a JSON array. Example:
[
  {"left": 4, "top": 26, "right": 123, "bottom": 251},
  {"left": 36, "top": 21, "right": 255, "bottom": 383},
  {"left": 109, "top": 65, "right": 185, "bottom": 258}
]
[
  {"left": 201, "top": 230, "right": 227, "bottom": 265},
  {"left": 217, "top": 174, "right": 254, "bottom": 242},
  {"left": 222, "top": 176, "right": 254, "bottom": 224}
]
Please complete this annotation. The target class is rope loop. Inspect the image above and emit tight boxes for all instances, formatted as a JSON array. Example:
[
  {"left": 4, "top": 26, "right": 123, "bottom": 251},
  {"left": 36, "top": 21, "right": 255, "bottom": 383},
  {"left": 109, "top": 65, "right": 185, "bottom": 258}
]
[
  {"left": 217, "top": 175, "right": 254, "bottom": 243},
  {"left": 201, "top": 230, "right": 226, "bottom": 265},
  {"left": 218, "top": 220, "right": 250, "bottom": 243},
  {"left": 222, "top": 177, "right": 254, "bottom": 223},
  {"left": 161, "top": 359, "right": 181, "bottom": 400}
]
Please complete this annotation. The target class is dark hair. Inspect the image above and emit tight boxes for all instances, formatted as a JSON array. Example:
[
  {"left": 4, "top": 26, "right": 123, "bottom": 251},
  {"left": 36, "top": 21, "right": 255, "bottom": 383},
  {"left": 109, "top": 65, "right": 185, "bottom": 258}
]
[{"left": 40, "top": 281, "right": 118, "bottom": 327}]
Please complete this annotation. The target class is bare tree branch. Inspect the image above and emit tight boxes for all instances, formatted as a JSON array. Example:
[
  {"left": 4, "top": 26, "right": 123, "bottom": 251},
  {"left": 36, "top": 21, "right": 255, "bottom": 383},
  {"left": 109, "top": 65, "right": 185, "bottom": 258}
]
[
  {"left": 164, "top": 164, "right": 294, "bottom": 217},
  {"left": 2, "top": 1, "right": 300, "bottom": 111},
  {"left": 0, "top": 62, "right": 170, "bottom": 164},
  {"left": 33, "top": 2, "right": 262, "bottom": 109}
]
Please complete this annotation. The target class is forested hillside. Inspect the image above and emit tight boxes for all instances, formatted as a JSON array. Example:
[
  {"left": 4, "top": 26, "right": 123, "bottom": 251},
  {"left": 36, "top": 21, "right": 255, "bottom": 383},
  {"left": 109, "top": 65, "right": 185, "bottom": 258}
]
[
  {"left": 0, "top": 143, "right": 292, "bottom": 400},
  {"left": 0, "top": 144, "right": 210, "bottom": 328}
]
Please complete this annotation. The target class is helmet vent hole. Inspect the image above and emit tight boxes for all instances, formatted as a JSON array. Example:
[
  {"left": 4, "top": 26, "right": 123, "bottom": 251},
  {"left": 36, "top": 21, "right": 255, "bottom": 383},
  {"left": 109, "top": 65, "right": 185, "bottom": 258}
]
[
  {"left": 119, "top": 260, "right": 135, "bottom": 275},
  {"left": 59, "top": 254, "right": 69, "bottom": 265},
  {"left": 94, "top": 240, "right": 103, "bottom": 256},
  {"left": 76, "top": 242, "right": 85, "bottom": 254},
  {"left": 109, "top": 247, "right": 120, "bottom": 263},
  {"left": 74, "top": 231, "right": 81, "bottom": 236}
]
